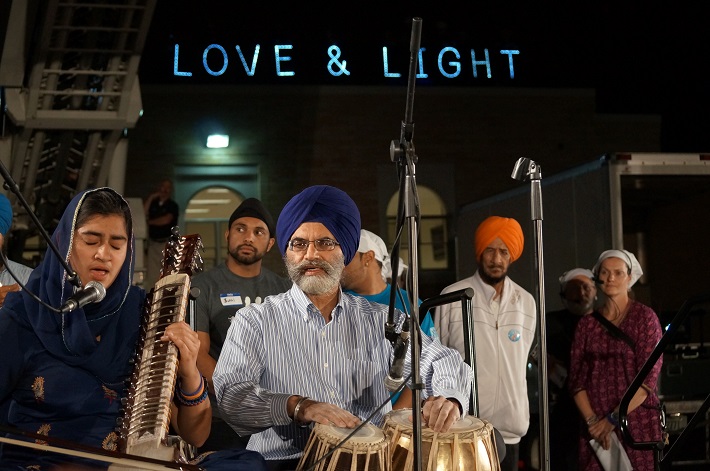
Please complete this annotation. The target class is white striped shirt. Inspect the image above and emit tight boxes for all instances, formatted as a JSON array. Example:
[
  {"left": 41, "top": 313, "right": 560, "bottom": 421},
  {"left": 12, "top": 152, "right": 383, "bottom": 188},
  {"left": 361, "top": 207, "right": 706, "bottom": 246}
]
[{"left": 213, "top": 283, "right": 472, "bottom": 460}]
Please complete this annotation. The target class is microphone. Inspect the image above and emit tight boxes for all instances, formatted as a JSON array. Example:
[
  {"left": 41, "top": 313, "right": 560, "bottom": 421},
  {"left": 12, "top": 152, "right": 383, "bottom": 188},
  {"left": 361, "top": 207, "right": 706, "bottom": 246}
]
[
  {"left": 384, "top": 326, "right": 410, "bottom": 392},
  {"left": 60, "top": 281, "right": 106, "bottom": 313}
]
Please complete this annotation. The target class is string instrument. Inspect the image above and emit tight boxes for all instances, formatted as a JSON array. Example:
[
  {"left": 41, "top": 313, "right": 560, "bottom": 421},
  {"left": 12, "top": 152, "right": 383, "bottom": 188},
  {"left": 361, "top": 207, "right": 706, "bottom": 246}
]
[{"left": 114, "top": 228, "right": 203, "bottom": 467}]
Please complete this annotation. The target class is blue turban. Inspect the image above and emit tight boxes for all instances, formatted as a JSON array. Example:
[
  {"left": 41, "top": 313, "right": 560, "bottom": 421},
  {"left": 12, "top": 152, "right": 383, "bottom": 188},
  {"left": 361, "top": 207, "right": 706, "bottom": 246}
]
[
  {"left": 0, "top": 194, "right": 13, "bottom": 236},
  {"left": 276, "top": 185, "right": 361, "bottom": 264}
]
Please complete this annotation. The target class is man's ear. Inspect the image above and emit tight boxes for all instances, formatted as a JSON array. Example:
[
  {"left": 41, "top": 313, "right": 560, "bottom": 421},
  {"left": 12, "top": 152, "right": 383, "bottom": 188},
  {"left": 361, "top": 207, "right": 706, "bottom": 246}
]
[
  {"left": 362, "top": 250, "right": 376, "bottom": 265},
  {"left": 266, "top": 237, "right": 276, "bottom": 252}
]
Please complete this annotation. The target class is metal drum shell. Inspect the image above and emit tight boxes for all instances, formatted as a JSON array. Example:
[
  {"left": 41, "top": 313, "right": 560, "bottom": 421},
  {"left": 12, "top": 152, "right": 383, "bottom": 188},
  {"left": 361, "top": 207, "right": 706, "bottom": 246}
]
[{"left": 383, "top": 409, "right": 500, "bottom": 471}]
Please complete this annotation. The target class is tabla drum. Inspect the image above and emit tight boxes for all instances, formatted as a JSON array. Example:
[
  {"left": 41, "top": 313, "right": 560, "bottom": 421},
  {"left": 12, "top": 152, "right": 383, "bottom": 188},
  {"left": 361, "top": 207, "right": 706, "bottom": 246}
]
[
  {"left": 296, "top": 422, "right": 391, "bottom": 471},
  {"left": 382, "top": 409, "right": 500, "bottom": 471}
]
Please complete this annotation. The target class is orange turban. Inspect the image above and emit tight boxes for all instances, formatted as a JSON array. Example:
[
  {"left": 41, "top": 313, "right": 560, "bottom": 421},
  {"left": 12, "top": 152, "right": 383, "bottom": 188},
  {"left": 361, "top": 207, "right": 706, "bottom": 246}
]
[{"left": 474, "top": 216, "right": 524, "bottom": 263}]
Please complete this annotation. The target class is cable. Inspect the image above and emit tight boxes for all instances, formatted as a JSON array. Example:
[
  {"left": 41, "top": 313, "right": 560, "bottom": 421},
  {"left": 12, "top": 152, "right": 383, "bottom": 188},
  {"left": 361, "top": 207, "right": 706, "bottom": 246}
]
[{"left": 0, "top": 250, "right": 62, "bottom": 313}]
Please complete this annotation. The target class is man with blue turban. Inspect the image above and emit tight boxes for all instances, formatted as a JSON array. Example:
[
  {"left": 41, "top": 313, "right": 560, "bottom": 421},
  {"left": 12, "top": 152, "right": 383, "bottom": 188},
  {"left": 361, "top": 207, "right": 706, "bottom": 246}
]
[
  {"left": 213, "top": 185, "right": 473, "bottom": 469},
  {"left": 0, "top": 194, "right": 34, "bottom": 306}
]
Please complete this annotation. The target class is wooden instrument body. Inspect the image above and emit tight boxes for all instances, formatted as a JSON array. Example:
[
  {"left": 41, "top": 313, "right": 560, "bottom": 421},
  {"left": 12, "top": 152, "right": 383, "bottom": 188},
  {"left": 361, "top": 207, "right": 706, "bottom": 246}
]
[
  {"left": 297, "top": 422, "right": 391, "bottom": 471},
  {"left": 113, "top": 231, "right": 203, "bottom": 469}
]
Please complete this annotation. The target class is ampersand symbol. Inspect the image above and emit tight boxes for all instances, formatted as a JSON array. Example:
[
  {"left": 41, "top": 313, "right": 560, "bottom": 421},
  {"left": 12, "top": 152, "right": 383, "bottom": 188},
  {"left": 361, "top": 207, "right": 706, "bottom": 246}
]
[{"left": 327, "top": 46, "right": 350, "bottom": 76}]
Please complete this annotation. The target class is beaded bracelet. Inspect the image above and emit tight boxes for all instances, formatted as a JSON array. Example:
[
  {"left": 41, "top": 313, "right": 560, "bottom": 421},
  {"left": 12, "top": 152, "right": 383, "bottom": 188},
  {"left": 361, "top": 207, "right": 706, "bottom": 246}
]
[
  {"left": 585, "top": 414, "right": 599, "bottom": 426},
  {"left": 176, "top": 377, "right": 209, "bottom": 406}
]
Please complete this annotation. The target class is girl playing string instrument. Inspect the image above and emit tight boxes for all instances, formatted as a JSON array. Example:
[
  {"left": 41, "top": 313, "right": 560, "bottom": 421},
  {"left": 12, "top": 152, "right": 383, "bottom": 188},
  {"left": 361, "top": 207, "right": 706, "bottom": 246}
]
[{"left": 0, "top": 187, "right": 266, "bottom": 470}]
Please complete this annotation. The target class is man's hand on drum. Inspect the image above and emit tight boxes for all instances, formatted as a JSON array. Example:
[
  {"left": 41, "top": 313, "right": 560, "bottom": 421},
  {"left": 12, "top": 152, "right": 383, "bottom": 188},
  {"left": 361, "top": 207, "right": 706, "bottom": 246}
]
[
  {"left": 421, "top": 396, "right": 461, "bottom": 432},
  {"left": 291, "top": 397, "right": 361, "bottom": 428}
]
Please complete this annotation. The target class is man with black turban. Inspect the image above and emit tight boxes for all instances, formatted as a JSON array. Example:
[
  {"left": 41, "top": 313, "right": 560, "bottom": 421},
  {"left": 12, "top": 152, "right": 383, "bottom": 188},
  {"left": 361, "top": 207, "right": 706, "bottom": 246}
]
[
  {"left": 191, "top": 197, "right": 291, "bottom": 452},
  {"left": 433, "top": 215, "right": 536, "bottom": 471},
  {"left": 213, "top": 185, "right": 472, "bottom": 469}
]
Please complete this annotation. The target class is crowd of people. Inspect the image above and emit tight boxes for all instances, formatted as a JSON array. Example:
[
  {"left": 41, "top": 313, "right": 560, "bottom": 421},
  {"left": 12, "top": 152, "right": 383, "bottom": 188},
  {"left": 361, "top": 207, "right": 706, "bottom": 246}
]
[{"left": 0, "top": 182, "right": 666, "bottom": 471}]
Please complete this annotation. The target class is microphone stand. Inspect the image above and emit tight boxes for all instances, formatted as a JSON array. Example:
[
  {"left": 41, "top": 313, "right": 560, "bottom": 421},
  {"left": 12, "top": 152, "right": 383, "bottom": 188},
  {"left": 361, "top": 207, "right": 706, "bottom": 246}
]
[
  {"left": 511, "top": 157, "right": 549, "bottom": 471},
  {"left": 0, "top": 160, "right": 81, "bottom": 288},
  {"left": 389, "top": 17, "right": 423, "bottom": 471}
]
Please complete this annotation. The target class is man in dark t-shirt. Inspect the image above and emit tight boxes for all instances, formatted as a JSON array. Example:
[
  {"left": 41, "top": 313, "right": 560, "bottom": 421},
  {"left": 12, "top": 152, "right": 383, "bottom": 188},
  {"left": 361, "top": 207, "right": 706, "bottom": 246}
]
[
  {"left": 191, "top": 198, "right": 291, "bottom": 452},
  {"left": 546, "top": 268, "right": 597, "bottom": 471}
]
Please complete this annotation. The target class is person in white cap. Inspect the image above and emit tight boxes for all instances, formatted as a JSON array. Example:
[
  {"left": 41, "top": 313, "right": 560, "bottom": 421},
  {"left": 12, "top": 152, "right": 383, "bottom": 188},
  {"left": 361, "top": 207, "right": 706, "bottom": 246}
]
[
  {"left": 341, "top": 229, "right": 418, "bottom": 315},
  {"left": 341, "top": 229, "right": 421, "bottom": 409},
  {"left": 545, "top": 267, "right": 596, "bottom": 471},
  {"left": 568, "top": 249, "right": 663, "bottom": 470}
]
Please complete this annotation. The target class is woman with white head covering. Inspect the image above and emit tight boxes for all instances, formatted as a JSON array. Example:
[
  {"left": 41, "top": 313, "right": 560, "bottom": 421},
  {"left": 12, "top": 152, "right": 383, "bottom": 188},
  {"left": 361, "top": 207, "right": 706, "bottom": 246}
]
[{"left": 568, "top": 249, "right": 663, "bottom": 470}]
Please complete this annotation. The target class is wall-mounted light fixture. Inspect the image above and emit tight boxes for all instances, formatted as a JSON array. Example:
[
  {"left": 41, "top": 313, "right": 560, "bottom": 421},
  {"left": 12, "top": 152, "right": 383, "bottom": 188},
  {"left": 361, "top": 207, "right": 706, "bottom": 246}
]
[{"left": 206, "top": 134, "right": 229, "bottom": 148}]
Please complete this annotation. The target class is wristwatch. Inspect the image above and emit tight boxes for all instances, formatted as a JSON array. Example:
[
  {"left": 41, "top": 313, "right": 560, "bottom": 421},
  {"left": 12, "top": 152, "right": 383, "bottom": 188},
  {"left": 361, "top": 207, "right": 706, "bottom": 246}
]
[{"left": 608, "top": 410, "right": 620, "bottom": 427}]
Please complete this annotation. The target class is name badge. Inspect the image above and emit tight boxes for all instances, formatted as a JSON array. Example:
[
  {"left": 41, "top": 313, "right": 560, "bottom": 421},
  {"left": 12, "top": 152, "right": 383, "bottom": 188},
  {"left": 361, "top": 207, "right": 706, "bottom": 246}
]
[{"left": 220, "top": 293, "right": 243, "bottom": 306}]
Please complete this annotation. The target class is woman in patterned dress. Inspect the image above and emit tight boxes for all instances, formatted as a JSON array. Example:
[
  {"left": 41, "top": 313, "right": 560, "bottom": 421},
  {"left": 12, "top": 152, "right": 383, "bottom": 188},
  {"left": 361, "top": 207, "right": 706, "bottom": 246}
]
[{"left": 568, "top": 249, "right": 663, "bottom": 470}]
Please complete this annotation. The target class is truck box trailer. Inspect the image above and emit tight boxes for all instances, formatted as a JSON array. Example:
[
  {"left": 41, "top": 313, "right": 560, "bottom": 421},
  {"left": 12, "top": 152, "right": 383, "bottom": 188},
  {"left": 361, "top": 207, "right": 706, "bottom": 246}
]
[
  {"left": 455, "top": 153, "right": 710, "bottom": 468},
  {"left": 455, "top": 152, "right": 710, "bottom": 318}
]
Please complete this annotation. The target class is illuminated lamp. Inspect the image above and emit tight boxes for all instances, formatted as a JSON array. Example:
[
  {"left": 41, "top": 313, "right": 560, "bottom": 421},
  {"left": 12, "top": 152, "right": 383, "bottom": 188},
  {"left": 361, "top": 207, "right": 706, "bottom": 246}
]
[{"left": 206, "top": 134, "right": 229, "bottom": 148}]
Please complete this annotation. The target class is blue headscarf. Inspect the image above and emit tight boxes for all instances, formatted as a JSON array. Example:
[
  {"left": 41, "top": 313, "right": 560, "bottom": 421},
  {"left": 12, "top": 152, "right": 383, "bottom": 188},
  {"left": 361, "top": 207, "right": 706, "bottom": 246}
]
[
  {"left": 2, "top": 188, "right": 144, "bottom": 385},
  {"left": 0, "top": 194, "right": 12, "bottom": 236},
  {"left": 276, "top": 185, "right": 361, "bottom": 264}
]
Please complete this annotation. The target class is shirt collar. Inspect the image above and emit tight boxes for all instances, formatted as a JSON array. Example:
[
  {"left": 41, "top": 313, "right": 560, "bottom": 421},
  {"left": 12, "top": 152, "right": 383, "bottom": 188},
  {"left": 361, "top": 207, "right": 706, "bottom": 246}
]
[
  {"left": 474, "top": 270, "right": 510, "bottom": 304},
  {"left": 289, "top": 283, "right": 346, "bottom": 322}
]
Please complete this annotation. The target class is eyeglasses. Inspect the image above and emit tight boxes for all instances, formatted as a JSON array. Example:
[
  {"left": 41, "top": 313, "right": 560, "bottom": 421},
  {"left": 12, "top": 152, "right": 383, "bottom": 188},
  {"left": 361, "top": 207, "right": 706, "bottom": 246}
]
[{"left": 288, "top": 238, "right": 340, "bottom": 252}]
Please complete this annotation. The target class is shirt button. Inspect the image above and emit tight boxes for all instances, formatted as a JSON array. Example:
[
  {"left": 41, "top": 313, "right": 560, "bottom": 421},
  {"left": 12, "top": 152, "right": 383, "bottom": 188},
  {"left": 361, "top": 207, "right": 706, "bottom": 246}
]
[
  {"left": 330, "top": 391, "right": 336, "bottom": 398},
  {"left": 324, "top": 362, "right": 328, "bottom": 368}
]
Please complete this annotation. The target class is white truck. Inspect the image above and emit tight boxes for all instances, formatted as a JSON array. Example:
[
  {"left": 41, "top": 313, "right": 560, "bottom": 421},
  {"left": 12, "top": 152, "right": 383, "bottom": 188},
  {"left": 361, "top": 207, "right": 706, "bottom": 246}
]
[{"left": 455, "top": 152, "right": 710, "bottom": 318}]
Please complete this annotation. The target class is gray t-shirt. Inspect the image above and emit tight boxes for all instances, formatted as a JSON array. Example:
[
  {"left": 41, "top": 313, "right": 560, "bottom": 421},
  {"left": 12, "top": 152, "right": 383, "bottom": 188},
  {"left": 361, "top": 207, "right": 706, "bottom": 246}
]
[{"left": 191, "top": 262, "right": 291, "bottom": 360}]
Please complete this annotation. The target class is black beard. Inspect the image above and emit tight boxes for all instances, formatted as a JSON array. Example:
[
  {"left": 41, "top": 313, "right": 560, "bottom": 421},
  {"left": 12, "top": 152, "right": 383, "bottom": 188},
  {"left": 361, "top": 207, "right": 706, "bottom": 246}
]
[
  {"left": 228, "top": 245, "right": 264, "bottom": 266},
  {"left": 479, "top": 268, "right": 506, "bottom": 286}
]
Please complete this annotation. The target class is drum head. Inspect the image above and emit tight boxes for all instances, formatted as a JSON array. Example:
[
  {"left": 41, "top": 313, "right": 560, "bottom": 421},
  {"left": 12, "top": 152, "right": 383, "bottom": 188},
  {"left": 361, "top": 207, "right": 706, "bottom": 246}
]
[
  {"left": 384, "top": 408, "right": 414, "bottom": 429},
  {"left": 314, "top": 422, "right": 385, "bottom": 444},
  {"left": 384, "top": 408, "right": 486, "bottom": 433},
  {"left": 450, "top": 415, "right": 485, "bottom": 432}
]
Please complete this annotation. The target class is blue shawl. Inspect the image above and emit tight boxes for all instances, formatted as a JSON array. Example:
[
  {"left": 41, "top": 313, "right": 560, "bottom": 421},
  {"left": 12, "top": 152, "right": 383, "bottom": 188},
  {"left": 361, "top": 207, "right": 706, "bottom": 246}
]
[{"left": 2, "top": 188, "right": 144, "bottom": 386}]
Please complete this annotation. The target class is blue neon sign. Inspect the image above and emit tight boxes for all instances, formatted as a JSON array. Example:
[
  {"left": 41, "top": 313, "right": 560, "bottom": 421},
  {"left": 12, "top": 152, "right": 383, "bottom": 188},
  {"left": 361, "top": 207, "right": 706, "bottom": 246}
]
[{"left": 172, "top": 42, "right": 521, "bottom": 82}]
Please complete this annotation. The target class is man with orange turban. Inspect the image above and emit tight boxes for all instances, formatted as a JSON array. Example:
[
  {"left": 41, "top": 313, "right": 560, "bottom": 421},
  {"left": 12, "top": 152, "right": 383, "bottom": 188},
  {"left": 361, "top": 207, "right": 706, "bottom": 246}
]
[{"left": 434, "top": 216, "right": 536, "bottom": 471}]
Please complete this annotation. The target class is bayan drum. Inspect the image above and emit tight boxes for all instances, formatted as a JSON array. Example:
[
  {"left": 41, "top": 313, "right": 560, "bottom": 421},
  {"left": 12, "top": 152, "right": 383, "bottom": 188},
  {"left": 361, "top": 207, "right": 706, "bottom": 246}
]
[
  {"left": 296, "top": 422, "right": 391, "bottom": 471},
  {"left": 383, "top": 409, "right": 500, "bottom": 471}
]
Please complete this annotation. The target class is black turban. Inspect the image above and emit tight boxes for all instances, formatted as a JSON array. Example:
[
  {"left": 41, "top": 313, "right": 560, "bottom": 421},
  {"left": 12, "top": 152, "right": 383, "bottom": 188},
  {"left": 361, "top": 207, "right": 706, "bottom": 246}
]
[{"left": 228, "top": 198, "right": 275, "bottom": 236}]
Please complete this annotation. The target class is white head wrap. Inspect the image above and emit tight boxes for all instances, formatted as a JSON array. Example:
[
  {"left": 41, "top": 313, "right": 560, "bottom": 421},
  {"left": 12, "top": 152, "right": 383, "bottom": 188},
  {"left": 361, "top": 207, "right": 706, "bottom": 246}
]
[
  {"left": 358, "top": 229, "right": 391, "bottom": 282},
  {"left": 592, "top": 249, "right": 643, "bottom": 287},
  {"left": 397, "top": 257, "right": 407, "bottom": 278},
  {"left": 558, "top": 268, "right": 594, "bottom": 290}
]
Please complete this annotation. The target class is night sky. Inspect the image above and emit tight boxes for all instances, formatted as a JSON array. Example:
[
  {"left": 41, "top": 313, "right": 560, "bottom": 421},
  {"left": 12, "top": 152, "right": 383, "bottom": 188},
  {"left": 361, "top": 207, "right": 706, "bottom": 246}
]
[{"left": 139, "top": 2, "right": 710, "bottom": 151}]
